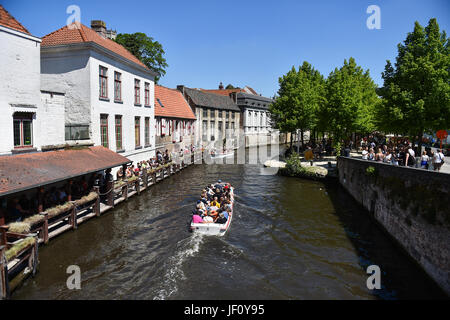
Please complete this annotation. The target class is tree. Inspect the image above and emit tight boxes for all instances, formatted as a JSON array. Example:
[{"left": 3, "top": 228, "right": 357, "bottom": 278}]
[
  {"left": 377, "top": 18, "right": 450, "bottom": 149},
  {"left": 318, "top": 57, "right": 379, "bottom": 146},
  {"left": 225, "top": 84, "right": 240, "bottom": 89},
  {"left": 269, "top": 62, "right": 325, "bottom": 149},
  {"left": 269, "top": 66, "right": 300, "bottom": 149},
  {"left": 115, "top": 32, "right": 168, "bottom": 82}
]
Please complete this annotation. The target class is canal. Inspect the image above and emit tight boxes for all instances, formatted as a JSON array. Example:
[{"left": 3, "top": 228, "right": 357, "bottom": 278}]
[{"left": 13, "top": 155, "right": 447, "bottom": 299}]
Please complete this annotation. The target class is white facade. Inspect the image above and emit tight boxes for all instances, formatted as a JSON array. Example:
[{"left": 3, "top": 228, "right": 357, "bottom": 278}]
[
  {"left": 41, "top": 44, "right": 157, "bottom": 164},
  {"left": 244, "top": 108, "right": 271, "bottom": 134},
  {"left": 0, "top": 25, "right": 65, "bottom": 155}
]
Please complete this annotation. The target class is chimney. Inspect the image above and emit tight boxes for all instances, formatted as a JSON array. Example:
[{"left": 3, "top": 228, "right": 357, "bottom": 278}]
[
  {"left": 219, "top": 82, "right": 224, "bottom": 90},
  {"left": 91, "top": 20, "right": 107, "bottom": 38},
  {"left": 177, "top": 85, "right": 185, "bottom": 95}
]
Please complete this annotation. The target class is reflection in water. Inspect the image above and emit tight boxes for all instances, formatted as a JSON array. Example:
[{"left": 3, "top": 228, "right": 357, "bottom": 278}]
[{"left": 13, "top": 161, "right": 447, "bottom": 300}]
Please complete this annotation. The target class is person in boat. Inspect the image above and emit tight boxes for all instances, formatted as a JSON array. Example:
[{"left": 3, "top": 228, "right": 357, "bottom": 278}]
[
  {"left": 215, "top": 212, "right": 227, "bottom": 224},
  {"left": 192, "top": 211, "right": 204, "bottom": 224},
  {"left": 214, "top": 187, "right": 223, "bottom": 199},
  {"left": 210, "top": 196, "right": 220, "bottom": 208},
  {"left": 214, "top": 179, "right": 223, "bottom": 190},
  {"left": 202, "top": 214, "right": 214, "bottom": 223}
]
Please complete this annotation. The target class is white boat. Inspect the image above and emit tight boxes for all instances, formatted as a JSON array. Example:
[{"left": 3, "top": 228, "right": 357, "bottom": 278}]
[
  {"left": 190, "top": 186, "right": 234, "bottom": 236},
  {"left": 210, "top": 150, "right": 234, "bottom": 160}
]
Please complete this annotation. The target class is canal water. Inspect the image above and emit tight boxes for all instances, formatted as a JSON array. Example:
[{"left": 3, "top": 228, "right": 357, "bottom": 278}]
[{"left": 13, "top": 157, "right": 447, "bottom": 299}]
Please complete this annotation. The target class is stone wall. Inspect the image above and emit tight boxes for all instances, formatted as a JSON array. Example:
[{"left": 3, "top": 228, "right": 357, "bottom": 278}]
[{"left": 337, "top": 157, "right": 450, "bottom": 295}]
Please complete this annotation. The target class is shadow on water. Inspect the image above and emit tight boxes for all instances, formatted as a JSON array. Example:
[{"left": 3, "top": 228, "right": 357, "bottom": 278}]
[{"left": 323, "top": 180, "right": 448, "bottom": 300}]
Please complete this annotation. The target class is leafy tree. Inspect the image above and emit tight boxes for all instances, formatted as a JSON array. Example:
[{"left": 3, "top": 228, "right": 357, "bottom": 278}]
[
  {"left": 377, "top": 18, "right": 450, "bottom": 149},
  {"left": 270, "top": 62, "right": 325, "bottom": 148},
  {"left": 318, "top": 57, "right": 379, "bottom": 146},
  {"left": 270, "top": 66, "right": 302, "bottom": 148},
  {"left": 115, "top": 32, "right": 168, "bottom": 82},
  {"left": 225, "top": 84, "right": 240, "bottom": 89}
]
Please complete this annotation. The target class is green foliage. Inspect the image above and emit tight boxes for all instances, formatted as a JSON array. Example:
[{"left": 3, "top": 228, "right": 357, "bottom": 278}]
[
  {"left": 115, "top": 32, "right": 168, "bottom": 82},
  {"left": 317, "top": 57, "right": 379, "bottom": 144},
  {"left": 225, "top": 84, "right": 240, "bottom": 89},
  {"left": 270, "top": 62, "right": 326, "bottom": 136},
  {"left": 284, "top": 152, "right": 303, "bottom": 175},
  {"left": 377, "top": 18, "right": 450, "bottom": 140}
]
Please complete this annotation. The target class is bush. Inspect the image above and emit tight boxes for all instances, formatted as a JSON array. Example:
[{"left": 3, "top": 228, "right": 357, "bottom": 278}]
[{"left": 284, "top": 152, "right": 304, "bottom": 176}]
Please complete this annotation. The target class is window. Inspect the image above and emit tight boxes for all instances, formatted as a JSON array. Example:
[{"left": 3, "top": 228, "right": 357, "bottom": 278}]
[
  {"left": 134, "top": 79, "right": 141, "bottom": 105},
  {"left": 232, "top": 111, "right": 235, "bottom": 119},
  {"left": 114, "top": 72, "right": 122, "bottom": 102},
  {"left": 144, "top": 82, "right": 150, "bottom": 106},
  {"left": 115, "top": 115, "right": 123, "bottom": 151},
  {"left": 210, "top": 110, "right": 215, "bottom": 119},
  {"left": 157, "top": 98, "right": 164, "bottom": 108},
  {"left": 100, "top": 114, "right": 109, "bottom": 148},
  {"left": 210, "top": 121, "right": 215, "bottom": 141},
  {"left": 65, "top": 125, "right": 89, "bottom": 140},
  {"left": 218, "top": 121, "right": 222, "bottom": 137},
  {"left": 145, "top": 117, "right": 150, "bottom": 146},
  {"left": 13, "top": 113, "right": 33, "bottom": 148},
  {"left": 226, "top": 111, "right": 229, "bottom": 119},
  {"left": 202, "top": 120, "right": 207, "bottom": 141},
  {"left": 135, "top": 117, "right": 141, "bottom": 147},
  {"left": 203, "top": 109, "right": 208, "bottom": 118},
  {"left": 99, "top": 66, "right": 108, "bottom": 99},
  {"left": 218, "top": 110, "right": 222, "bottom": 118},
  {"left": 231, "top": 122, "right": 235, "bottom": 131}
]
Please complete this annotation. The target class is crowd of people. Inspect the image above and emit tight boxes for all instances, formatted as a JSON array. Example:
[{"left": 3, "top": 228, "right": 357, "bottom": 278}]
[
  {"left": 358, "top": 138, "right": 446, "bottom": 172},
  {"left": 115, "top": 145, "right": 199, "bottom": 180},
  {"left": 0, "top": 175, "right": 96, "bottom": 224},
  {"left": 191, "top": 180, "right": 232, "bottom": 225}
]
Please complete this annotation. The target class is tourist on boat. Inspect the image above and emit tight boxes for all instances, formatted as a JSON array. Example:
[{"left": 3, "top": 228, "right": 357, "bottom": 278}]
[
  {"left": 215, "top": 212, "right": 227, "bottom": 224},
  {"left": 192, "top": 213, "right": 204, "bottom": 224},
  {"left": 211, "top": 196, "right": 220, "bottom": 208}
]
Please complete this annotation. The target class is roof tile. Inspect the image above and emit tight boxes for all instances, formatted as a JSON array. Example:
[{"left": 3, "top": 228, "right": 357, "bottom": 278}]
[
  {"left": 154, "top": 85, "right": 196, "bottom": 120},
  {"left": 0, "top": 5, "right": 31, "bottom": 35},
  {"left": 41, "top": 23, "right": 148, "bottom": 70}
]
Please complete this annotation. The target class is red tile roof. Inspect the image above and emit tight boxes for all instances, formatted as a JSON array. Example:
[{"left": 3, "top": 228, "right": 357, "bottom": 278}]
[
  {"left": 0, "top": 146, "right": 131, "bottom": 197},
  {"left": 41, "top": 23, "right": 148, "bottom": 70},
  {"left": 0, "top": 5, "right": 31, "bottom": 35},
  {"left": 154, "top": 85, "right": 196, "bottom": 120},
  {"left": 201, "top": 89, "right": 245, "bottom": 97}
]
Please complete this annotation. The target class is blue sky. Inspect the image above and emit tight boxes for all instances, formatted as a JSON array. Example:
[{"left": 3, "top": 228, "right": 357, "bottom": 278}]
[{"left": 2, "top": 0, "right": 449, "bottom": 97}]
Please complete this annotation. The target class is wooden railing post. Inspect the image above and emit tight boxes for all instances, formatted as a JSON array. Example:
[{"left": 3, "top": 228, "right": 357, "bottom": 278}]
[
  {"left": 142, "top": 170, "right": 148, "bottom": 189},
  {"left": 152, "top": 172, "right": 157, "bottom": 185},
  {"left": 0, "top": 226, "right": 7, "bottom": 247},
  {"left": 28, "top": 234, "right": 39, "bottom": 276},
  {"left": 135, "top": 178, "right": 141, "bottom": 195},
  {"left": 94, "top": 186, "right": 101, "bottom": 217},
  {"left": 0, "top": 245, "right": 9, "bottom": 300},
  {"left": 122, "top": 183, "right": 128, "bottom": 201},
  {"left": 70, "top": 206, "right": 77, "bottom": 230},
  {"left": 41, "top": 212, "right": 49, "bottom": 244}
]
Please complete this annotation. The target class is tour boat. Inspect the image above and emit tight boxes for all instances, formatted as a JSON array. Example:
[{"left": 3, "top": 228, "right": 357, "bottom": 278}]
[
  {"left": 190, "top": 186, "right": 234, "bottom": 236},
  {"left": 210, "top": 150, "right": 235, "bottom": 160}
]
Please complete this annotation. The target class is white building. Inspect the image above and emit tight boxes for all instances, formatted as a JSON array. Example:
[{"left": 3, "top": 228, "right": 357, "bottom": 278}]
[
  {"left": 201, "top": 84, "right": 274, "bottom": 147},
  {"left": 40, "top": 22, "right": 157, "bottom": 164},
  {"left": 154, "top": 85, "right": 196, "bottom": 153},
  {"left": 0, "top": 5, "right": 65, "bottom": 155}
]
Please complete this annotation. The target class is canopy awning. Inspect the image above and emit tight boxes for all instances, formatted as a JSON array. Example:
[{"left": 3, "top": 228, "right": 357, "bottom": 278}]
[{"left": 0, "top": 146, "right": 131, "bottom": 197}]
